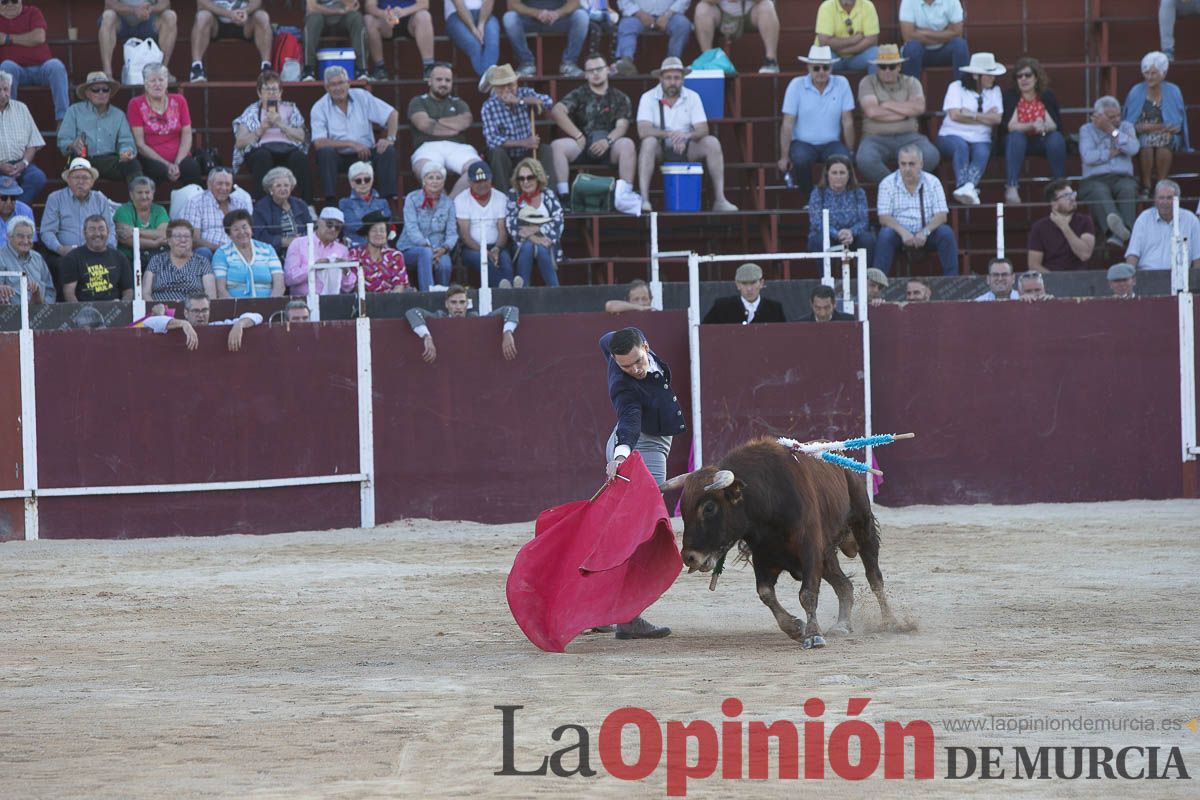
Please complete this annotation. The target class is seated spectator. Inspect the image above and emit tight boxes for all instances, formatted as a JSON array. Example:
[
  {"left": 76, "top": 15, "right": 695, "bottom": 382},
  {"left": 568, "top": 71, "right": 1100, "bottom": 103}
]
[
  {"left": 482, "top": 64, "right": 555, "bottom": 192},
  {"left": 612, "top": 0, "right": 693, "bottom": 77},
  {"left": 213, "top": 208, "right": 284, "bottom": 298},
  {"left": 60, "top": 215, "right": 133, "bottom": 302},
  {"left": 506, "top": 158, "right": 563, "bottom": 287},
  {"left": 0, "top": 0, "right": 68, "bottom": 120},
  {"left": 311, "top": 66, "right": 399, "bottom": 205},
  {"left": 115, "top": 176, "right": 169, "bottom": 266},
  {"left": 1017, "top": 271, "right": 1051, "bottom": 301},
  {"left": 283, "top": 298, "right": 311, "bottom": 323},
  {"left": 0, "top": 71, "right": 45, "bottom": 204},
  {"left": 799, "top": 283, "right": 853, "bottom": 321},
  {"left": 1027, "top": 180, "right": 1095, "bottom": 272},
  {"left": 854, "top": 45, "right": 939, "bottom": 184},
  {"left": 1158, "top": 0, "right": 1197, "bottom": 62},
  {"left": 365, "top": 0, "right": 436, "bottom": 82},
  {"left": 874, "top": 143, "right": 958, "bottom": 275},
  {"left": 605, "top": 278, "right": 654, "bottom": 313},
  {"left": 144, "top": 219, "right": 216, "bottom": 301},
  {"left": 0, "top": 176, "right": 33, "bottom": 249},
  {"left": 232, "top": 70, "right": 311, "bottom": 203},
  {"left": 340, "top": 161, "right": 391, "bottom": 247},
  {"left": 905, "top": 276, "right": 931, "bottom": 301},
  {"left": 183, "top": 167, "right": 253, "bottom": 259},
  {"left": 143, "top": 293, "right": 262, "bottom": 352},
  {"left": 898, "top": 0, "right": 967, "bottom": 81},
  {"left": 41, "top": 158, "right": 117, "bottom": 282},
  {"left": 502, "top": 0, "right": 588, "bottom": 77},
  {"left": 349, "top": 210, "right": 409, "bottom": 292},
  {"left": 780, "top": 46, "right": 855, "bottom": 197},
  {"left": 694, "top": 0, "right": 780, "bottom": 74},
  {"left": 397, "top": 162, "right": 457, "bottom": 290},
  {"left": 128, "top": 63, "right": 202, "bottom": 189},
  {"left": 974, "top": 256, "right": 1017, "bottom": 301},
  {"left": 935, "top": 52, "right": 1003, "bottom": 206},
  {"left": 284, "top": 207, "right": 357, "bottom": 295},
  {"left": 58, "top": 72, "right": 142, "bottom": 185},
  {"left": 405, "top": 283, "right": 519, "bottom": 362},
  {"left": 99, "top": 1, "right": 179, "bottom": 81},
  {"left": 191, "top": 0, "right": 273, "bottom": 82},
  {"left": 409, "top": 63, "right": 482, "bottom": 196},
  {"left": 252, "top": 167, "right": 314, "bottom": 259},
  {"left": 1106, "top": 262, "right": 1136, "bottom": 297},
  {"left": 702, "top": 262, "right": 785, "bottom": 324},
  {"left": 807, "top": 155, "right": 874, "bottom": 262},
  {"left": 1124, "top": 51, "right": 1190, "bottom": 199},
  {"left": 814, "top": 0, "right": 879, "bottom": 74},
  {"left": 1125, "top": 179, "right": 1200, "bottom": 271},
  {"left": 1079, "top": 96, "right": 1140, "bottom": 251},
  {"left": 454, "top": 160, "right": 512, "bottom": 287},
  {"left": 636, "top": 57, "right": 737, "bottom": 213},
  {"left": 550, "top": 54, "right": 636, "bottom": 197},
  {"left": 1001, "top": 56, "right": 1066, "bottom": 205},
  {"left": 865, "top": 267, "right": 887, "bottom": 304},
  {"left": 302, "top": 0, "right": 366, "bottom": 82},
  {"left": 0, "top": 215, "right": 51, "bottom": 304},
  {"left": 444, "top": 0, "right": 500, "bottom": 78}
]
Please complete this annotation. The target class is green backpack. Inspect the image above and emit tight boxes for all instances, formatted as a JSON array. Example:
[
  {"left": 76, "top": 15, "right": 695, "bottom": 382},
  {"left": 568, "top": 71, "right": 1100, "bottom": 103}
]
[{"left": 570, "top": 173, "right": 615, "bottom": 213}]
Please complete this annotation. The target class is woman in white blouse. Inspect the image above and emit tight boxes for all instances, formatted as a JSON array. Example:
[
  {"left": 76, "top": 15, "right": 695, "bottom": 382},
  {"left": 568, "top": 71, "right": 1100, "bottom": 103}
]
[{"left": 935, "top": 52, "right": 1006, "bottom": 206}]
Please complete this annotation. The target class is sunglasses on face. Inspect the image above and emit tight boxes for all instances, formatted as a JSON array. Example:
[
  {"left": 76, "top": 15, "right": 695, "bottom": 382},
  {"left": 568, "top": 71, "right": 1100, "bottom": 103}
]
[
  {"left": 878, "top": 63, "right": 900, "bottom": 71},
  {"left": 0, "top": 1, "right": 20, "bottom": 6},
  {"left": 810, "top": 64, "right": 831, "bottom": 72},
  {"left": 351, "top": 176, "right": 372, "bottom": 184},
  {"left": 517, "top": 174, "right": 537, "bottom": 182},
  {"left": 89, "top": 86, "right": 111, "bottom": 94},
  {"left": 1016, "top": 71, "right": 1034, "bottom": 79}
]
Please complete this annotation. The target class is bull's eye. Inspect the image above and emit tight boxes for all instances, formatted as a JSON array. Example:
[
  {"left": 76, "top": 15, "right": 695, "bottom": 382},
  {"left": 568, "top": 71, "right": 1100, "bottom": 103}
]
[{"left": 701, "top": 500, "right": 718, "bottom": 518}]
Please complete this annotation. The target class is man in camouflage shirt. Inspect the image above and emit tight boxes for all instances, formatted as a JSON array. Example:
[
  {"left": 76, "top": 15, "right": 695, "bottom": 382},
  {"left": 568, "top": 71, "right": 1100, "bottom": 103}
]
[{"left": 548, "top": 53, "right": 636, "bottom": 197}]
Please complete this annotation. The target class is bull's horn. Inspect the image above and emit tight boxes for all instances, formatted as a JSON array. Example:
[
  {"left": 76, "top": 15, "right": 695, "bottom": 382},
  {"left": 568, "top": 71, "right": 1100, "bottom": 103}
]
[
  {"left": 658, "top": 472, "right": 691, "bottom": 493},
  {"left": 704, "top": 470, "right": 736, "bottom": 491}
]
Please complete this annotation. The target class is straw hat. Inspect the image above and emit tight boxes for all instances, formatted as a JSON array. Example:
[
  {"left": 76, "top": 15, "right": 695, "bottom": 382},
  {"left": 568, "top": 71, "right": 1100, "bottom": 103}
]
[
  {"left": 798, "top": 45, "right": 840, "bottom": 65},
  {"left": 75, "top": 71, "right": 121, "bottom": 100},
  {"left": 61, "top": 157, "right": 99, "bottom": 182},
  {"left": 651, "top": 57, "right": 691, "bottom": 77},
  {"left": 517, "top": 205, "right": 551, "bottom": 226},
  {"left": 960, "top": 52, "right": 1007, "bottom": 76},
  {"left": 488, "top": 63, "right": 518, "bottom": 88},
  {"left": 868, "top": 45, "right": 908, "bottom": 66}
]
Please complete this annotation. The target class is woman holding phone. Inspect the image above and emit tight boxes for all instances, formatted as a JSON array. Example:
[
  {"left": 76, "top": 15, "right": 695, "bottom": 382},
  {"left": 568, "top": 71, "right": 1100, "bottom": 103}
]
[{"left": 232, "top": 70, "right": 312, "bottom": 202}]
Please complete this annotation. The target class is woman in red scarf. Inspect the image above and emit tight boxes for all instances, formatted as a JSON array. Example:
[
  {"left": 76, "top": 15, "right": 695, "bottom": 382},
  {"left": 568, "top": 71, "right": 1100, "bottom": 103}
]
[
  {"left": 504, "top": 158, "right": 564, "bottom": 287},
  {"left": 396, "top": 161, "right": 457, "bottom": 291}
]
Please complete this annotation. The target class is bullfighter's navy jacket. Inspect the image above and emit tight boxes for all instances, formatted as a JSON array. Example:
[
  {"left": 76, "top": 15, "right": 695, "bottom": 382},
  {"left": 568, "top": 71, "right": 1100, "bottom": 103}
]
[{"left": 600, "top": 329, "right": 686, "bottom": 450}]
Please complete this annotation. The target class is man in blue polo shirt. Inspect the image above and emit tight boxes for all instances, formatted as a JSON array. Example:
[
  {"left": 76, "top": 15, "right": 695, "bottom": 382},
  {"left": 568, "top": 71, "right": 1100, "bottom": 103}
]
[{"left": 777, "top": 45, "right": 855, "bottom": 197}]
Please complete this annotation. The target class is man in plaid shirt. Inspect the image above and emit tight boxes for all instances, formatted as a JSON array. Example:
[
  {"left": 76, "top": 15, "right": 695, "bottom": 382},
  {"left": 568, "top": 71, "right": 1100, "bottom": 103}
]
[
  {"left": 481, "top": 63, "right": 554, "bottom": 190},
  {"left": 874, "top": 143, "right": 958, "bottom": 275}
]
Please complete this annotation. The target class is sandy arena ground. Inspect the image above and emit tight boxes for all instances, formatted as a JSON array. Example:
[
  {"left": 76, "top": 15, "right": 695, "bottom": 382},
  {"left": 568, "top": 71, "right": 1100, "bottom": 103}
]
[{"left": 2, "top": 500, "right": 1199, "bottom": 799}]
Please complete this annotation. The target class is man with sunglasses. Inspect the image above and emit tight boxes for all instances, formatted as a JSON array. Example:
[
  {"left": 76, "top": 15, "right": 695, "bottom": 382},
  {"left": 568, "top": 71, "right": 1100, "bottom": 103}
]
[
  {"left": 181, "top": 167, "right": 252, "bottom": 260},
  {"left": 284, "top": 207, "right": 356, "bottom": 295},
  {"left": 0, "top": 0, "right": 68, "bottom": 121},
  {"left": 855, "top": 44, "right": 938, "bottom": 184},
  {"left": 0, "top": 175, "right": 32, "bottom": 248},
  {"left": 814, "top": 0, "right": 879, "bottom": 74},
  {"left": 57, "top": 72, "right": 142, "bottom": 185},
  {"left": 779, "top": 45, "right": 854, "bottom": 197},
  {"left": 1027, "top": 179, "right": 1095, "bottom": 272}
]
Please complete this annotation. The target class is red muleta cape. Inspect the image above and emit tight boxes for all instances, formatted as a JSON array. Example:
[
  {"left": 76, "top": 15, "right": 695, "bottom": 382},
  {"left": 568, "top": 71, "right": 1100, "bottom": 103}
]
[{"left": 506, "top": 452, "right": 682, "bottom": 652}]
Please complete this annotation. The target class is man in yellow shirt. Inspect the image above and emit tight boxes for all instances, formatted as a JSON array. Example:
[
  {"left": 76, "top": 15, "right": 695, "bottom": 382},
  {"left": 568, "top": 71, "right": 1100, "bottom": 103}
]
[{"left": 814, "top": 0, "right": 880, "bottom": 74}]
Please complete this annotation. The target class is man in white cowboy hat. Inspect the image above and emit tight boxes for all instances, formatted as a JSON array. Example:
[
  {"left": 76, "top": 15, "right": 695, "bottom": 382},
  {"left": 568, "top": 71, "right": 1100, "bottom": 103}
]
[
  {"left": 854, "top": 43, "right": 939, "bottom": 184},
  {"left": 635, "top": 56, "right": 737, "bottom": 213},
  {"left": 898, "top": 0, "right": 969, "bottom": 81},
  {"left": 40, "top": 158, "right": 117, "bottom": 287},
  {"left": 933, "top": 51, "right": 1004, "bottom": 206},
  {"left": 694, "top": 0, "right": 780, "bottom": 74},
  {"left": 778, "top": 45, "right": 855, "bottom": 196},
  {"left": 611, "top": 0, "right": 693, "bottom": 77},
  {"left": 57, "top": 72, "right": 142, "bottom": 185},
  {"left": 481, "top": 63, "right": 555, "bottom": 192},
  {"left": 814, "top": 0, "right": 880, "bottom": 74},
  {"left": 408, "top": 63, "right": 481, "bottom": 196}
]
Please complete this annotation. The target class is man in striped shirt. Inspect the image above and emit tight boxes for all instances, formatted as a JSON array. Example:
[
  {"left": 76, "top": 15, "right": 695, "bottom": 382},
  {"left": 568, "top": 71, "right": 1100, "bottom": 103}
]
[{"left": 873, "top": 143, "right": 958, "bottom": 275}]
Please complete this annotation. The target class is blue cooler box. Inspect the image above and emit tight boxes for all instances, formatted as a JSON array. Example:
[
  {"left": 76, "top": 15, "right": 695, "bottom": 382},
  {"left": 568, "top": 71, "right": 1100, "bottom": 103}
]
[
  {"left": 684, "top": 69, "right": 725, "bottom": 120},
  {"left": 317, "top": 48, "right": 357, "bottom": 80},
  {"left": 661, "top": 163, "right": 704, "bottom": 212}
]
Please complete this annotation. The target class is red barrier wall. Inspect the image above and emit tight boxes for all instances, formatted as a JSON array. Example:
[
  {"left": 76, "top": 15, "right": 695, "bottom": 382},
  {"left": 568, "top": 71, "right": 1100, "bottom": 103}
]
[
  {"left": 0, "top": 335, "right": 22, "bottom": 541},
  {"left": 871, "top": 297, "right": 1183, "bottom": 505}
]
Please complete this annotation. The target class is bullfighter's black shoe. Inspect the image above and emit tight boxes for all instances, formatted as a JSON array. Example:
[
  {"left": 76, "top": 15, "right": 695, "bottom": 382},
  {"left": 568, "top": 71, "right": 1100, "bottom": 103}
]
[{"left": 615, "top": 617, "right": 671, "bottom": 639}]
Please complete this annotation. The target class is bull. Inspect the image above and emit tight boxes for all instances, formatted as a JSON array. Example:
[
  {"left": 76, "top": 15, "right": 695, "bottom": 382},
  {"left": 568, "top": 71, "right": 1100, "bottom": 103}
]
[{"left": 663, "top": 437, "right": 898, "bottom": 649}]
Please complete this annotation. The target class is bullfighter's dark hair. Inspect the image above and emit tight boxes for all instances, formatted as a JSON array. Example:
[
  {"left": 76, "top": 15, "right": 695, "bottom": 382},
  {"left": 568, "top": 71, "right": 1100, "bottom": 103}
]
[
  {"left": 810, "top": 284, "right": 837, "bottom": 302},
  {"left": 609, "top": 327, "right": 645, "bottom": 355}
]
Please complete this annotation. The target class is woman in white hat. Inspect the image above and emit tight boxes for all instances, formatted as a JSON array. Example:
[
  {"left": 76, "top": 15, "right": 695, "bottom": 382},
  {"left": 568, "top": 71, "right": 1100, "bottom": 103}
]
[{"left": 934, "top": 52, "right": 1005, "bottom": 206}]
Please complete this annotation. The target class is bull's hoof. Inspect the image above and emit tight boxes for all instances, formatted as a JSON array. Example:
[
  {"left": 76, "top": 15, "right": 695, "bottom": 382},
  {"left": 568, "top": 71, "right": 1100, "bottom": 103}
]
[
  {"left": 802, "top": 634, "right": 826, "bottom": 650},
  {"left": 827, "top": 622, "right": 852, "bottom": 636}
]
